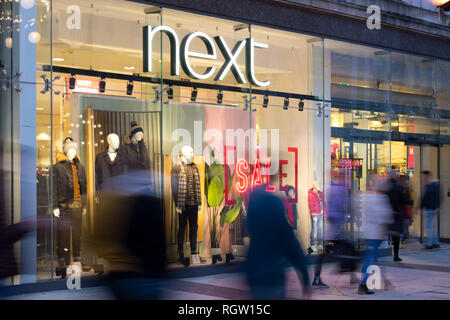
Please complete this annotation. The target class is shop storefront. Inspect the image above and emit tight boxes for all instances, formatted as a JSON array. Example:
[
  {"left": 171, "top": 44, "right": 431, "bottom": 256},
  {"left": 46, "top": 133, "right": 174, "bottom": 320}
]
[{"left": 1, "top": 0, "right": 449, "bottom": 285}]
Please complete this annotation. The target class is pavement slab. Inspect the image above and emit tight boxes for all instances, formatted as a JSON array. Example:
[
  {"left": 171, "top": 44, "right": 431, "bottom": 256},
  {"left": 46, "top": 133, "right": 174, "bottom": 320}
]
[{"left": 2, "top": 243, "right": 449, "bottom": 300}]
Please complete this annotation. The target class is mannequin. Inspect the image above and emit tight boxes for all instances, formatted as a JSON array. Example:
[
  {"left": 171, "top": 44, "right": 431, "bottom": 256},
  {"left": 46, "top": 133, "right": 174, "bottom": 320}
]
[
  {"left": 123, "top": 121, "right": 150, "bottom": 172},
  {"left": 283, "top": 185, "right": 298, "bottom": 230},
  {"left": 308, "top": 181, "right": 324, "bottom": 254},
  {"left": 53, "top": 138, "right": 87, "bottom": 278},
  {"left": 95, "top": 133, "right": 127, "bottom": 191},
  {"left": 170, "top": 146, "right": 202, "bottom": 266}
]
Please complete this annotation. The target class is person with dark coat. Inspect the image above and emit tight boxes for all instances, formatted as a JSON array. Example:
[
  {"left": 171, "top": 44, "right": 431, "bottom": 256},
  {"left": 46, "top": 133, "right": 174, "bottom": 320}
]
[
  {"left": 92, "top": 171, "right": 167, "bottom": 299},
  {"left": 0, "top": 141, "right": 45, "bottom": 287},
  {"left": 385, "top": 171, "right": 406, "bottom": 262},
  {"left": 0, "top": 215, "right": 35, "bottom": 283},
  {"left": 245, "top": 185, "right": 311, "bottom": 300}
]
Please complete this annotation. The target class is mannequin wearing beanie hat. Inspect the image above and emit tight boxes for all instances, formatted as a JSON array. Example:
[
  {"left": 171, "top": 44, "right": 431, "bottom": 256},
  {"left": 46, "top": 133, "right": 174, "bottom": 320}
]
[
  {"left": 123, "top": 121, "right": 150, "bottom": 172},
  {"left": 52, "top": 138, "right": 88, "bottom": 278}
]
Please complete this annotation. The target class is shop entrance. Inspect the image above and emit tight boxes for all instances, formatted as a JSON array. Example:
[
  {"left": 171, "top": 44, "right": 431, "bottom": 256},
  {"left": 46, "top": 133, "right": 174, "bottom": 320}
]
[{"left": 331, "top": 137, "right": 446, "bottom": 244}]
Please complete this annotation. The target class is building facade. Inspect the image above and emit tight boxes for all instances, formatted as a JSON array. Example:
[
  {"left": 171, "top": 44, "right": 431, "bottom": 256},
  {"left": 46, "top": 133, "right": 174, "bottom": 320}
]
[{"left": 0, "top": 0, "right": 449, "bottom": 285}]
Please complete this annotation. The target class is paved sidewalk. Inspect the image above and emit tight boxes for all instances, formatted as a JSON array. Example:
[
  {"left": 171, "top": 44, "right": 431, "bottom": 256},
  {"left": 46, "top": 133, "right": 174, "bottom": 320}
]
[{"left": 4, "top": 243, "right": 450, "bottom": 300}]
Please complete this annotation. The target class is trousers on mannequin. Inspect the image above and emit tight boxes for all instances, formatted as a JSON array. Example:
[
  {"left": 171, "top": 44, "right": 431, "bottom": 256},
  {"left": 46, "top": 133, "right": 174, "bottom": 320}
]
[
  {"left": 56, "top": 207, "right": 83, "bottom": 264},
  {"left": 177, "top": 205, "right": 199, "bottom": 254}
]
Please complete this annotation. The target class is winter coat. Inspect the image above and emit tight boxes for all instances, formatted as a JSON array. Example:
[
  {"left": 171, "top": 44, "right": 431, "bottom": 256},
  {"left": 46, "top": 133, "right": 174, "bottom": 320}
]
[
  {"left": 421, "top": 181, "right": 440, "bottom": 211},
  {"left": 53, "top": 153, "right": 87, "bottom": 209},
  {"left": 245, "top": 186, "right": 309, "bottom": 289},
  {"left": 308, "top": 188, "right": 323, "bottom": 215},
  {"left": 386, "top": 178, "right": 406, "bottom": 234},
  {"left": 95, "top": 148, "right": 127, "bottom": 190},
  {"left": 360, "top": 193, "right": 393, "bottom": 240},
  {"left": 123, "top": 139, "right": 150, "bottom": 172}
]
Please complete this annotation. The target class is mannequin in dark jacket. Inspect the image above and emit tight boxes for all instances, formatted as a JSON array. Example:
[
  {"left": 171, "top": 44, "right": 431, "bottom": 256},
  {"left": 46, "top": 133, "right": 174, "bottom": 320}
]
[
  {"left": 245, "top": 185, "right": 311, "bottom": 300},
  {"left": 53, "top": 139, "right": 87, "bottom": 278},
  {"left": 386, "top": 171, "right": 406, "bottom": 262},
  {"left": 123, "top": 121, "right": 150, "bottom": 172},
  {"left": 95, "top": 133, "right": 127, "bottom": 191}
]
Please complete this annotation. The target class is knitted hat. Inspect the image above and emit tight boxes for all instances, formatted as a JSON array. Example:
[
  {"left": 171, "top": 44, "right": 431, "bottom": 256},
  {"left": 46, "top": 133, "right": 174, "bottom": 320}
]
[
  {"left": 129, "top": 121, "right": 143, "bottom": 138},
  {"left": 63, "top": 140, "right": 76, "bottom": 154}
]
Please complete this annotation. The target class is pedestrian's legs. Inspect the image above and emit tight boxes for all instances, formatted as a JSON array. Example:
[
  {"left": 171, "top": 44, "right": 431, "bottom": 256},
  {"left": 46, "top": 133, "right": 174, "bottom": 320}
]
[
  {"left": 187, "top": 206, "right": 199, "bottom": 253},
  {"left": 314, "top": 251, "right": 325, "bottom": 279},
  {"left": 392, "top": 235, "right": 400, "bottom": 257},
  {"left": 426, "top": 210, "right": 434, "bottom": 247},
  {"left": 361, "top": 240, "right": 378, "bottom": 284},
  {"left": 432, "top": 211, "right": 439, "bottom": 245},
  {"left": 70, "top": 208, "right": 83, "bottom": 261},
  {"left": 177, "top": 209, "right": 188, "bottom": 253}
]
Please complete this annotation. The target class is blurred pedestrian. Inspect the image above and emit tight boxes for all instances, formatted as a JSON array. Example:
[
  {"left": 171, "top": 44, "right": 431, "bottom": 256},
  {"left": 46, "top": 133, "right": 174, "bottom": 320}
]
[
  {"left": 385, "top": 170, "right": 406, "bottom": 262},
  {"left": 245, "top": 185, "right": 311, "bottom": 300},
  {"left": 319, "top": 169, "right": 359, "bottom": 286},
  {"left": 398, "top": 175, "right": 413, "bottom": 242},
  {"left": 358, "top": 175, "right": 393, "bottom": 295},
  {"left": 421, "top": 171, "right": 440, "bottom": 249},
  {"left": 92, "top": 171, "right": 167, "bottom": 299},
  {"left": 0, "top": 142, "right": 48, "bottom": 286}
]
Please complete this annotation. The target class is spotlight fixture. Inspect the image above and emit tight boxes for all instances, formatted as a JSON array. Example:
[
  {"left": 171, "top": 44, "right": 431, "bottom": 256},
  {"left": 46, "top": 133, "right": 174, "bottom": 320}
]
[
  {"left": 69, "top": 74, "right": 76, "bottom": 90},
  {"left": 99, "top": 77, "right": 106, "bottom": 93},
  {"left": 262, "top": 94, "right": 269, "bottom": 108},
  {"left": 126, "top": 81, "right": 133, "bottom": 95},
  {"left": 283, "top": 97, "right": 289, "bottom": 110},
  {"left": 191, "top": 87, "right": 198, "bottom": 102},
  {"left": 217, "top": 89, "right": 223, "bottom": 104},
  {"left": 298, "top": 99, "right": 304, "bottom": 111},
  {"left": 167, "top": 85, "right": 174, "bottom": 99}
]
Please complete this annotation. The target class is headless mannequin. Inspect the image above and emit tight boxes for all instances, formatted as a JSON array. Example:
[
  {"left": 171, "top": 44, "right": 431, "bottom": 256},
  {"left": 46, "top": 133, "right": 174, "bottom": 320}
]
[
  {"left": 175, "top": 146, "right": 201, "bottom": 265},
  {"left": 53, "top": 148, "right": 86, "bottom": 217},
  {"left": 308, "top": 180, "right": 323, "bottom": 253},
  {"left": 176, "top": 146, "right": 201, "bottom": 214}
]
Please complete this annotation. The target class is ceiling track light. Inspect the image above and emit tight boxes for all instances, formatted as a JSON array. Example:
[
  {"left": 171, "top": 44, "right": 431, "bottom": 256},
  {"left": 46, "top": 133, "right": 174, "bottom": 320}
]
[
  {"left": 217, "top": 89, "right": 223, "bottom": 104},
  {"left": 262, "top": 94, "right": 269, "bottom": 108},
  {"left": 69, "top": 74, "right": 76, "bottom": 90},
  {"left": 283, "top": 97, "right": 289, "bottom": 110},
  {"left": 298, "top": 99, "right": 304, "bottom": 111},
  {"left": 126, "top": 81, "right": 133, "bottom": 95},
  {"left": 99, "top": 77, "right": 106, "bottom": 93},
  {"left": 191, "top": 87, "right": 198, "bottom": 102}
]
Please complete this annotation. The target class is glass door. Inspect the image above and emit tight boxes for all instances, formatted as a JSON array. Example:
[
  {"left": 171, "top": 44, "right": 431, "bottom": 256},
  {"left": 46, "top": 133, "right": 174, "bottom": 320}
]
[{"left": 419, "top": 145, "right": 439, "bottom": 243}]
